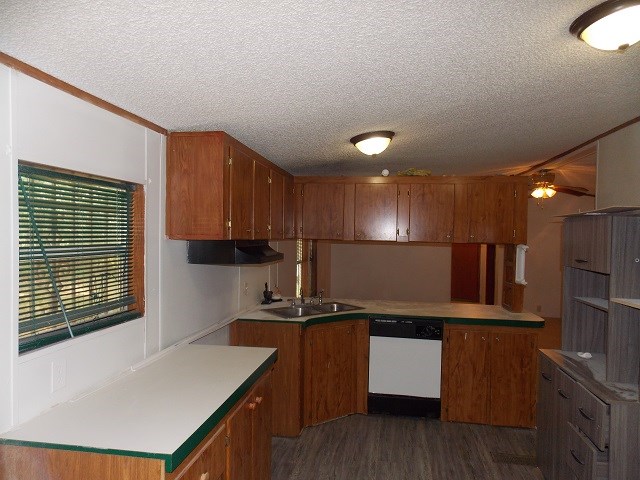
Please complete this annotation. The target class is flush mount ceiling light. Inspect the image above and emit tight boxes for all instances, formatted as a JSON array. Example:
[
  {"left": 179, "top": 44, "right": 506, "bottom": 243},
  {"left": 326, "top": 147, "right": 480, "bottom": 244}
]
[
  {"left": 350, "top": 131, "right": 395, "bottom": 156},
  {"left": 570, "top": 0, "right": 640, "bottom": 51}
]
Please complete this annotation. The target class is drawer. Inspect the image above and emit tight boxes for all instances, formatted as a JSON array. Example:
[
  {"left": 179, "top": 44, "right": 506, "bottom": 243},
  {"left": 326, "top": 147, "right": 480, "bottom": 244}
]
[
  {"left": 171, "top": 425, "right": 226, "bottom": 480},
  {"left": 575, "top": 383, "right": 609, "bottom": 450},
  {"left": 539, "top": 353, "right": 555, "bottom": 385},
  {"left": 566, "top": 423, "right": 609, "bottom": 480},
  {"left": 556, "top": 368, "right": 576, "bottom": 423}
]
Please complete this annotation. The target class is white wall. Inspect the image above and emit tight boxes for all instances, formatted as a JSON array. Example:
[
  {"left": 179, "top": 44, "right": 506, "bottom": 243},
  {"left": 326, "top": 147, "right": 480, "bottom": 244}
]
[
  {"left": 0, "top": 67, "right": 281, "bottom": 431},
  {"left": 596, "top": 122, "right": 640, "bottom": 209},
  {"left": 523, "top": 194, "right": 595, "bottom": 317},
  {"left": 330, "top": 242, "right": 452, "bottom": 302}
]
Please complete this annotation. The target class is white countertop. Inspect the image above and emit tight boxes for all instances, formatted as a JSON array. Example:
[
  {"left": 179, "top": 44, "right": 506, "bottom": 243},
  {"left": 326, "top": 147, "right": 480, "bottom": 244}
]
[
  {"left": 237, "top": 298, "right": 544, "bottom": 326},
  {"left": 0, "top": 344, "right": 276, "bottom": 470}
]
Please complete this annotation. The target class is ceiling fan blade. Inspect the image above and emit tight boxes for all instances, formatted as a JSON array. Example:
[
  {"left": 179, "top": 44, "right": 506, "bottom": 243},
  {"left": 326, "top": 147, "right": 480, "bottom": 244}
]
[{"left": 552, "top": 185, "right": 595, "bottom": 197}]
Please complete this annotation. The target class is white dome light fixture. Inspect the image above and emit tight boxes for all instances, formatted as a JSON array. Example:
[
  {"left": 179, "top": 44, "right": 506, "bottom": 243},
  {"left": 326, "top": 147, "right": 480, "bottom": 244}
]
[
  {"left": 350, "top": 131, "right": 395, "bottom": 156},
  {"left": 570, "top": 0, "right": 640, "bottom": 51}
]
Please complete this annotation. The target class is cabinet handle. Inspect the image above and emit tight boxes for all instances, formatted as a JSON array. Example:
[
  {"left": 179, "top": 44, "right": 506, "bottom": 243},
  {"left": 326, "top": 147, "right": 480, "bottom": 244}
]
[
  {"left": 396, "top": 228, "right": 400, "bottom": 236},
  {"left": 578, "top": 406, "right": 595, "bottom": 421},
  {"left": 470, "top": 234, "right": 475, "bottom": 239},
  {"left": 247, "top": 402, "right": 257, "bottom": 411},
  {"left": 557, "top": 389, "right": 569, "bottom": 399},
  {"left": 255, "top": 396, "right": 263, "bottom": 404},
  {"left": 495, "top": 336, "right": 500, "bottom": 342},
  {"left": 446, "top": 233, "right": 451, "bottom": 239},
  {"left": 246, "top": 229, "right": 252, "bottom": 233},
  {"left": 574, "top": 259, "right": 588, "bottom": 264},
  {"left": 541, "top": 372, "right": 552, "bottom": 382},
  {"left": 200, "top": 473, "right": 210, "bottom": 480},
  {"left": 570, "top": 449, "right": 585, "bottom": 466},
  {"left": 406, "top": 228, "right": 410, "bottom": 236}
]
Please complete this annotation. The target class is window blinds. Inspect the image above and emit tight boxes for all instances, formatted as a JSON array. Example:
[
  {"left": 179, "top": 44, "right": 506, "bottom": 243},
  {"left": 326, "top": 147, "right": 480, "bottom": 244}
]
[{"left": 18, "top": 164, "right": 142, "bottom": 353}]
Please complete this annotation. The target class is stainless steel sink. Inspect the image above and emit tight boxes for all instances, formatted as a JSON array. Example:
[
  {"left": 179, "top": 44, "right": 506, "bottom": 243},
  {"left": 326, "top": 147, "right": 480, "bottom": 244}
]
[
  {"left": 266, "top": 302, "right": 363, "bottom": 318},
  {"left": 312, "top": 302, "right": 363, "bottom": 313},
  {"left": 267, "top": 305, "right": 321, "bottom": 318}
]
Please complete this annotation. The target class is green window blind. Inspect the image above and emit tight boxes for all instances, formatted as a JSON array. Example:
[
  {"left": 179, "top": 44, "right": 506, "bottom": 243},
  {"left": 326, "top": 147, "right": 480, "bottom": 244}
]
[{"left": 18, "top": 164, "right": 143, "bottom": 353}]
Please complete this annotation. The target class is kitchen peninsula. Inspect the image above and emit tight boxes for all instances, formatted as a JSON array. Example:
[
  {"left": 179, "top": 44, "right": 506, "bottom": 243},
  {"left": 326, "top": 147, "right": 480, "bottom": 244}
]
[{"left": 231, "top": 299, "right": 544, "bottom": 436}]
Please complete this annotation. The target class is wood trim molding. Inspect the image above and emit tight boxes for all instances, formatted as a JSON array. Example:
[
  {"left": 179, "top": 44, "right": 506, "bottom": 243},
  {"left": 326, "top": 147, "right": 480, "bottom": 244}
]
[
  {"left": 517, "top": 115, "right": 640, "bottom": 176},
  {"left": 0, "top": 52, "right": 168, "bottom": 135}
]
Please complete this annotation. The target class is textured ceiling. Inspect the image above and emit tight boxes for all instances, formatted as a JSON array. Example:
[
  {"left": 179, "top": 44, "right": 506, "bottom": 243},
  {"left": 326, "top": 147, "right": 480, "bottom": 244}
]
[{"left": 1, "top": 0, "right": 638, "bottom": 176}]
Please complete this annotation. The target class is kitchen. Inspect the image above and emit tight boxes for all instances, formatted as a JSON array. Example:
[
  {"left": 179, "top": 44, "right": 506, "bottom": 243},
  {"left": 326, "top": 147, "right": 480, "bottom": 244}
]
[{"left": 1, "top": 1, "right": 640, "bottom": 479}]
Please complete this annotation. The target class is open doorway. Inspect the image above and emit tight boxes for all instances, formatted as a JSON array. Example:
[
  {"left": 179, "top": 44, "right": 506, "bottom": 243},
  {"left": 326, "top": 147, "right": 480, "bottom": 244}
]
[{"left": 450, "top": 244, "right": 496, "bottom": 304}]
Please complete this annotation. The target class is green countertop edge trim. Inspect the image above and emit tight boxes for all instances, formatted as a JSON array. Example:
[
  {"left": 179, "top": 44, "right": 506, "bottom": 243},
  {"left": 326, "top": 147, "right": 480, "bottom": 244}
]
[
  {"left": 0, "top": 350, "right": 279, "bottom": 474},
  {"left": 236, "top": 313, "right": 544, "bottom": 329}
]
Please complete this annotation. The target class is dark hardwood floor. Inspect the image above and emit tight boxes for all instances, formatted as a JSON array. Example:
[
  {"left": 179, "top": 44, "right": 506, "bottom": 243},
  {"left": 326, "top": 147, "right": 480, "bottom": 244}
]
[{"left": 272, "top": 414, "right": 544, "bottom": 480}]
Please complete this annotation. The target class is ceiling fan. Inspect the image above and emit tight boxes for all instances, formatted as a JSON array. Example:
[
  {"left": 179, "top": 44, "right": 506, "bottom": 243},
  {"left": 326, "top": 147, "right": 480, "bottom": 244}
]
[{"left": 529, "top": 169, "right": 595, "bottom": 198}]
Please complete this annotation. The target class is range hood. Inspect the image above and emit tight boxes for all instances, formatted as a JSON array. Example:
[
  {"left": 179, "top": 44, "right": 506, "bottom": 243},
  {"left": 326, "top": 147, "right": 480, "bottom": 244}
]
[{"left": 187, "top": 240, "right": 284, "bottom": 265}]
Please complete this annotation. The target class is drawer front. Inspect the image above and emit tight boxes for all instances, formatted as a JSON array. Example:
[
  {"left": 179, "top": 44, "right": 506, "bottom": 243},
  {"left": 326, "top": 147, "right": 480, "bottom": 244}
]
[
  {"left": 539, "top": 353, "right": 555, "bottom": 385},
  {"left": 575, "top": 383, "right": 610, "bottom": 450},
  {"left": 566, "top": 423, "right": 609, "bottom": 480},
  {"left": 557, "top": 368, "right": 576, "bottom": 423}
]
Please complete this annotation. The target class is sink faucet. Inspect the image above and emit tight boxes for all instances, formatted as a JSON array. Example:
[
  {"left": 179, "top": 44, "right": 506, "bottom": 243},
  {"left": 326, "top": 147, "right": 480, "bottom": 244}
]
[{"left": 299, "top": 288, "right": 304, "bottom": 305}]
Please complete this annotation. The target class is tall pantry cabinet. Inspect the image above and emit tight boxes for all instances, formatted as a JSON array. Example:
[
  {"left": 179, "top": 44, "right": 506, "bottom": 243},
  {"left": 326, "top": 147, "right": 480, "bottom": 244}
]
[{"left": 536, "top": 211, "right": 640, "bottom": 480}]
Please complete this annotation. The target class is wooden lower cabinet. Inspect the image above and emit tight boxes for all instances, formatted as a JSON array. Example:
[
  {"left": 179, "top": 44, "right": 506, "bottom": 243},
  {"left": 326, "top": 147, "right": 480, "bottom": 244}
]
[
  {"left": 303, "top": 320, "right": 369, "bottom": 426},
  {"left": 227, "top": 371, "right": 272, "bottom": 480},
  {"left": 441, "top": 325, "right": 538, "bottom": 427},
  {"left": 230, "top": 321, "right": 303, "bottom": 437},
  {"left": 231, "top": 319, "right": 369, "bottom": 433}
]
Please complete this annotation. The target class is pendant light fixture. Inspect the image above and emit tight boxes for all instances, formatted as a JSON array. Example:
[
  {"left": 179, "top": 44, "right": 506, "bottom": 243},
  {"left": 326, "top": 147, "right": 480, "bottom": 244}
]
[
  {"left": 350, "top": 131, "right": 395, "bottom": 156},
  {"left": 570, "top": 0, "right": 640, "bottom": 51},
  {"left": 531, "top": 185, "right": 557, "bottom": 199}
]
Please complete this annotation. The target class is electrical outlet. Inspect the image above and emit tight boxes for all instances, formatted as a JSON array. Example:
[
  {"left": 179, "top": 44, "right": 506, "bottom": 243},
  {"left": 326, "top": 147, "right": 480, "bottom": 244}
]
[
  {"left": 51, "top": 360, "right": 66, "bottom": 392},
  {"left": 244, "top": 282, "right": 249, "bottom": 296}
]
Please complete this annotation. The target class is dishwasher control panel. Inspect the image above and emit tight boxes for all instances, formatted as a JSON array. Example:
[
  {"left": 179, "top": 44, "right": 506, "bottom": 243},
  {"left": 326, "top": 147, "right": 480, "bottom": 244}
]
[{"left": 369, "top": 316, "right": 443, "bottom": 340}]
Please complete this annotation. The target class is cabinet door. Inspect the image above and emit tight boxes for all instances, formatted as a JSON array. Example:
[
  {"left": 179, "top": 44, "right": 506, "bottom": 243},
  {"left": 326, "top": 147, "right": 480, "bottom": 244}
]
[
  {"left": 489, "top": 331, "right": 537, "bottom": 427},
  {"left": 536, "top": 354, "right": 557, "bottom": 480},
  {"left": 454, "top": 183, "right": 487, "bottom": 243},
  {"left": 229, "top": 147, "right": 255, "bottom": 239},
  {"left": 409, "top": 183, "right": 454, "bottom": 242},
  {"left": 484, "top": 182, "right": 515, "bottom": 244},
  {"left": 302, "top": 183, "right": 345, "bottom": 240},
  {"left": 444, "top": 329, "right": 490, "bottom": 424},
  {"left": 555, "top": 368, "right": 577, "bottom": 479},
  {"left": 179, "top": 425, "right": 226, "bottom": 480},
  {"left": 270, "top": 170, "right": 284, "bottom": 239},
  {"left": 251, "top": 373, "right": 272, "bottom": 480},
  {"left": 354, "top": 183, "right": 398, "bottom": 241},
  {"left": 562, "top": 216, "right": 611, "bottom": 273},
  {"left": 283, "top": 176, "right": 296, "bottom": 239},
  {"left": 253, "top": 162, "right": 271, "bottom": 239},
  {"left": 226, "top": 395, "right": 254, "bottom": 480},
  {"left": 306, "top": 322, "right": 356, "bottom": 425},
  {"left": 230, "top": 321, "right": 303, "bottom": 437}
]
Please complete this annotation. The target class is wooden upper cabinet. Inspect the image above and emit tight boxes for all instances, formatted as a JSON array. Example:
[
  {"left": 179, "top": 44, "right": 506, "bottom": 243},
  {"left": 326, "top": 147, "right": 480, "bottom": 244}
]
[
  {"left": 166, "top": 133, "right": 227, "bottom": 239},
  {"left": 283, "top": 176, "right": 296, "bottom": 239},
  {"left": 454, "top": 181, "right": 526, "bottom": 244},
  {"left": 409, "top": 183, "right": 455, "bottom": 242},
  {"left": 354, "top": 183, "right": 398, "bottom": 241},
  {"left": 301, "top": 183, "right": 345, "bottom": 240},
  {"left": 229, "top": 145, "right": 255, "bottom": 239},
  {"left": 166, "top": 131, "right": 292, "bottom": 240},
  {"left": 270, "top": 170, "right": 284, "bottom": 239},
  {"left": 252, "top": 161, "right": 270, "bottom": 239}
]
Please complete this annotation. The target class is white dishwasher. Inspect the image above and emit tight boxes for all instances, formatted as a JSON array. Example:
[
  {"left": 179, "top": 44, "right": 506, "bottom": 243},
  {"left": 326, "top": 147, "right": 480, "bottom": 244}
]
[{"left": 368, "top": 316, "right": 443, "bottom": 418}]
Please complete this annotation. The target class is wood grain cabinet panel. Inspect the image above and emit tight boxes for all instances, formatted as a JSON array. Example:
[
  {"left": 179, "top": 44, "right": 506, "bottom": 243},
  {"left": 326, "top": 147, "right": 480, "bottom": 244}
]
[
  {"left": 489, "top": 331, "right": 537, "bottom": 427},
  {"left": 270, "top": 170, "right": 284, "bottom": 239},
  {"left": 166, "top": 131, "right": 293, "bottom": 240},
  {"left": 303, "top": 320, "right": 368, "bottom": 426},
  {"left": 230, "top": 321, "right": 303, "bottom": 437},
  {"left": 443, "top": 325, "right": 538, "bottom": 428},
  {"left": 354, "top": 183, "right": 398, "bottom": 241},
  {"left": 301, "top": 183, "right": 346, "bottom": 240},
  {"left": 252, "top": 161, "right": 271, "bottom": 239},
  {"left": 562, "top": 216, "right": 612, "bottom": 274},
  {"left": 283, "top": 175, "right": 296, "bottom": 239},
  {"left": 443, "top": 328, "right": 490, "bottom": 424},
  {"left": 536, "top": 353, "right": 557, "bottom": 480},
  {"left": 409, "top": 183, "right": 454, "bottom": 242}
]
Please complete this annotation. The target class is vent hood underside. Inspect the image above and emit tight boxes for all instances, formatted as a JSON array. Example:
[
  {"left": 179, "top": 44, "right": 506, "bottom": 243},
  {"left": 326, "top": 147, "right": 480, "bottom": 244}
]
[{"left": 187, "top": 240, "right": 284, "bottom": 265}]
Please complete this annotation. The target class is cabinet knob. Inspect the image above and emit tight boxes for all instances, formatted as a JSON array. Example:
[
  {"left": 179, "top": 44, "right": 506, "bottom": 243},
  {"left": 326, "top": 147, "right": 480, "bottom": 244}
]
[
  {"left": 255, "top": 396, "right": 263, "bottom": 404},
  {"left": 200, "top": 473, "right": 210, "bottom": 480},
  {"left": 495, "top": 336, "right": 500, "bottom": 342},
  {"left": 246, "top": 229, "right": 252, "bottom": 233},
  {"left": 336, "top": 232, "right": 341, "bottom": 237},
  {"left": 406, "top": 228, "right": 410, "bottom": 236},
  {"left": 247, "top": 402, "right": 257, "bottom": 411},
  {"left": 446, "top": 232, "right": 451, "bottom": 239}
]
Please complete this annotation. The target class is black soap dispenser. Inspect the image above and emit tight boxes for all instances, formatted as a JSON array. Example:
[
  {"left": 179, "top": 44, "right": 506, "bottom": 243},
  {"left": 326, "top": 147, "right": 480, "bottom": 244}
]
[{"left": 261, "top": 282, "right": 273, "bottom": 304}]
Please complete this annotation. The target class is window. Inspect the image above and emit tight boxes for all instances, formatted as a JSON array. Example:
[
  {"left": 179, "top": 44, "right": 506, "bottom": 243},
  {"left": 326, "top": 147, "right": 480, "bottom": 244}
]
[{"left": 18, "top": 164, "right": 144, "bottom": 353}]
